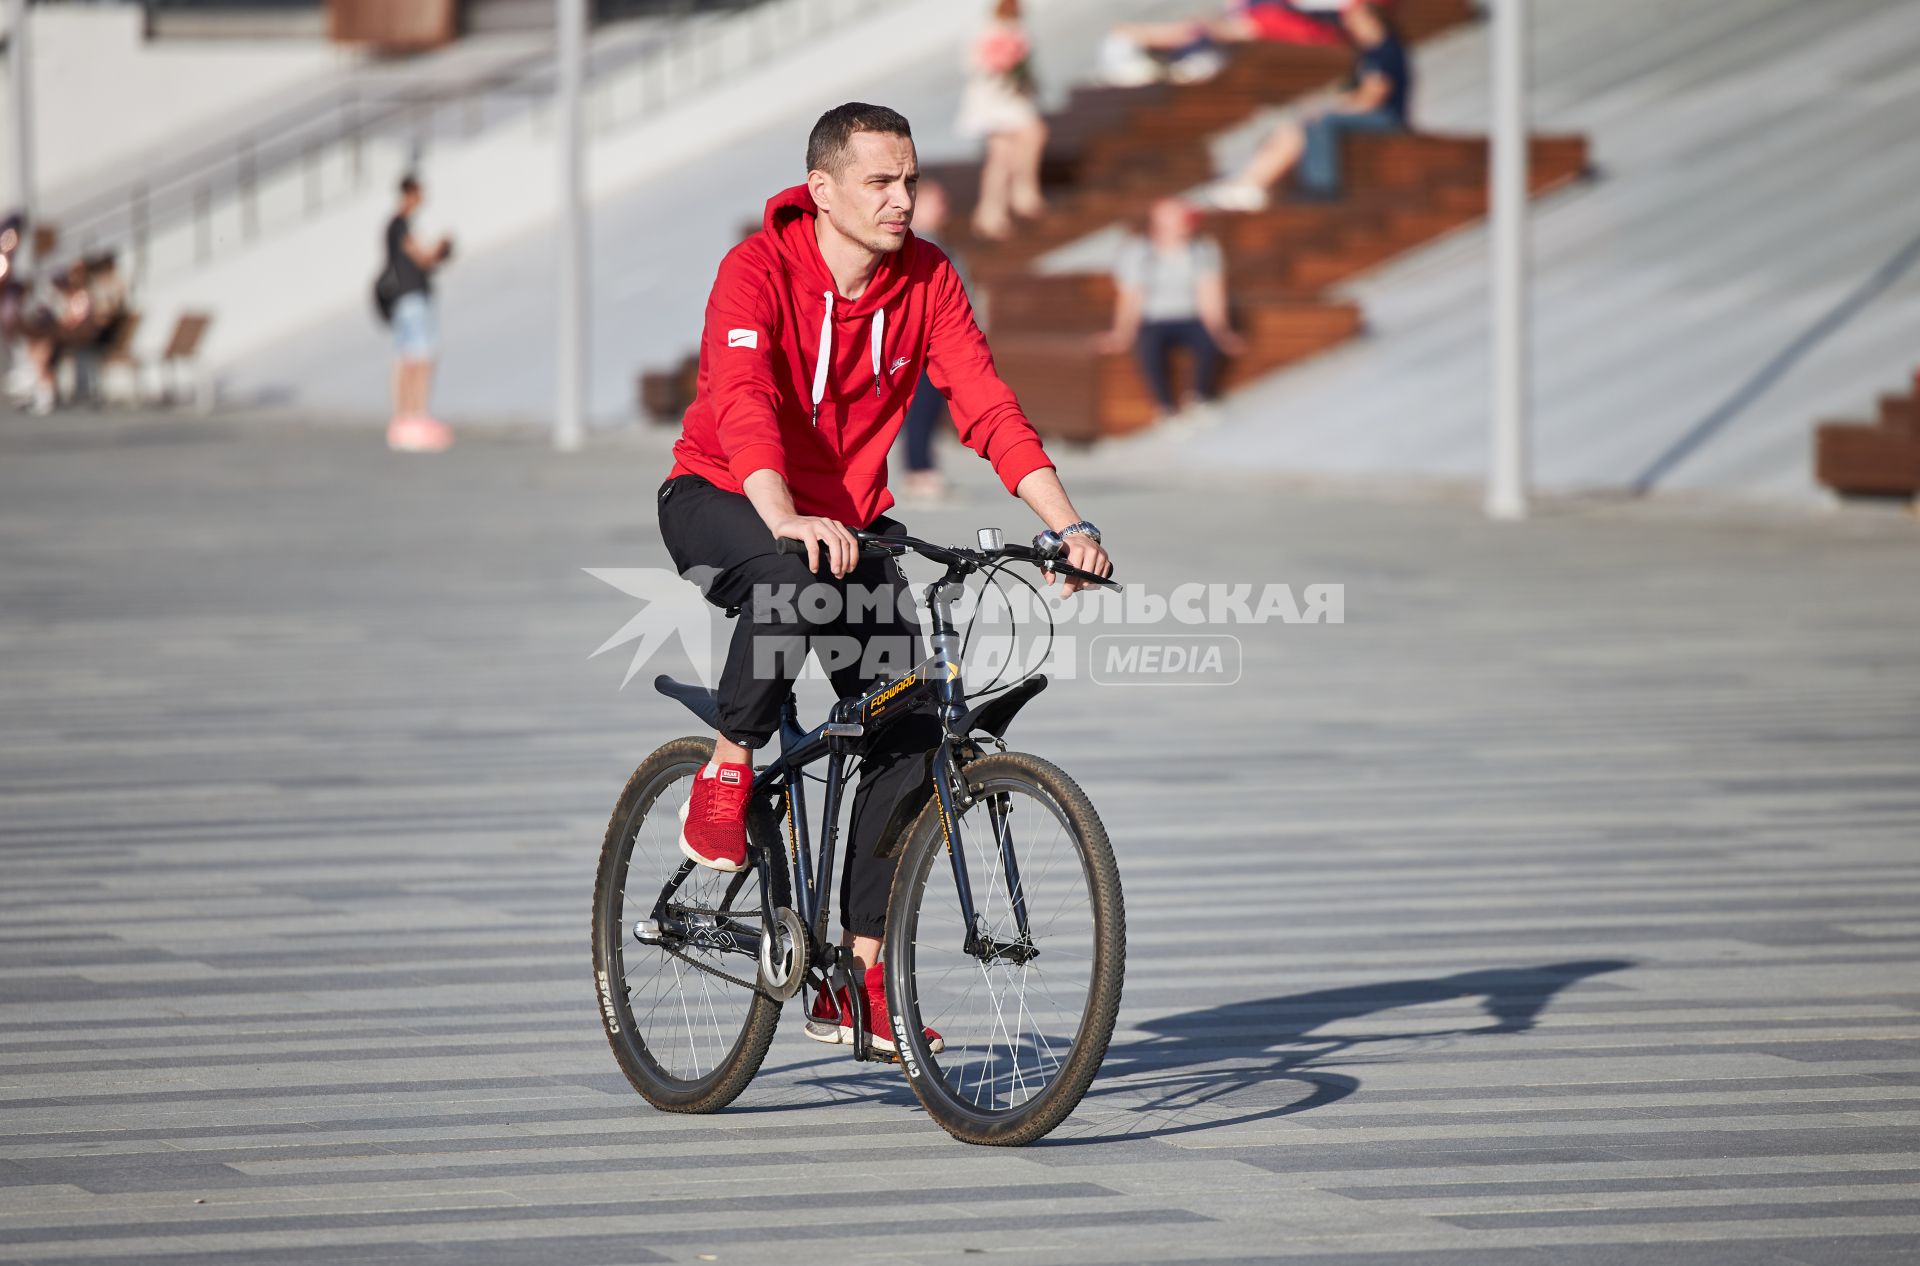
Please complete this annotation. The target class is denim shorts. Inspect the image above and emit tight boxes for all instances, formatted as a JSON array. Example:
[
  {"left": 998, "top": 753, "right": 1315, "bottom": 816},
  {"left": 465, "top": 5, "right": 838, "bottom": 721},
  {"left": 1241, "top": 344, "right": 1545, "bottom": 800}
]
[{"left": 391, "top": 292, "right": 436, "bottom": 360}]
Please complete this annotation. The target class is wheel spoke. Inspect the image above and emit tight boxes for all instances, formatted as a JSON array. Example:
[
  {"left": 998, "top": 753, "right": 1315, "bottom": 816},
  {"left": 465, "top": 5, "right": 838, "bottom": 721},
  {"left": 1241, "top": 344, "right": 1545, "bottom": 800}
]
[
  {"left": 597, "top": 760, "right": 768, "bottom": 1089},
  {"left": 903, "top": 768, "right": 1110, "bottom": 1126}
]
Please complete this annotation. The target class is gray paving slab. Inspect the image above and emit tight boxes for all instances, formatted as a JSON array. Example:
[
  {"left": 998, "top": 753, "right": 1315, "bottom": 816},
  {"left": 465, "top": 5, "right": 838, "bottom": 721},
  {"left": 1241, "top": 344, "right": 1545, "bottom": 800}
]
[{"left": 1, "top": 412, "right": 1918, "bottom": 1264}]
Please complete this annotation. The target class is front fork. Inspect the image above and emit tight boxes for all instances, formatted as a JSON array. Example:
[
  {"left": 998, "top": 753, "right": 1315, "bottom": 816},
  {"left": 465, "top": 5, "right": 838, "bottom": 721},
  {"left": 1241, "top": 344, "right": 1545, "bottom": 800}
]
[
  {"left": 933, "top": 742, "right": 1036, "bottom": 963},
  {"left": 925, "top": 592, "right": 1034, "bottom": 963}
]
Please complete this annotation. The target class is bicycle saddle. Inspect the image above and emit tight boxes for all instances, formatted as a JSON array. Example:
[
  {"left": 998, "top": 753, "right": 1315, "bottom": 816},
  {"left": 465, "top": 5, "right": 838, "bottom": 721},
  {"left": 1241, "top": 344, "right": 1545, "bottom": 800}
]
[{"left": 653, "top": 675, "right": 723, "bottom": 731}]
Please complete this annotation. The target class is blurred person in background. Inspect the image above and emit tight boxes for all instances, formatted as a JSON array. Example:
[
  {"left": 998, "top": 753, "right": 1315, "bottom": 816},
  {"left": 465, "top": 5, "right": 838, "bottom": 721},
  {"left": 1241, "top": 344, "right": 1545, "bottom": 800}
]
[
  {"left": 383, "top": 175, "right": 454, "bottom": 453},
  {"left": 1096, "top": 198, "right": 1244, "bottom": 427},
  {"left": 898, "top": 180, "right": 963, "bottom": 504},
  {"left": 959, "top": 0, "right": 1048, "bottom": 241},
  {"left": 73, "top": 253, "right": 130, "bottom": 403},
  {"left": 1100, "top": 0, "right": 1355, "bottom": 87},
  {"left": 85, "top": 254, "right": 128, "bottom": 345},
  {"left": 1209, "top": 1, "right": 1410, "bottom": 210},
  {"left": 0, "top": 215, "right": 21, "bottom": 396},
  {"left": 13, "top": 262, "right": 95, "bottom": 415}
]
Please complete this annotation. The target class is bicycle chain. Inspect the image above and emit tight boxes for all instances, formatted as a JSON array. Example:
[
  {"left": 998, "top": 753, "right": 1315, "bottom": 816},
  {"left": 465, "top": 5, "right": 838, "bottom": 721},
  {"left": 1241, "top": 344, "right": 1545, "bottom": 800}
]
[{"left": 652, "top": 938, "right": 779, "bottom": 1001}]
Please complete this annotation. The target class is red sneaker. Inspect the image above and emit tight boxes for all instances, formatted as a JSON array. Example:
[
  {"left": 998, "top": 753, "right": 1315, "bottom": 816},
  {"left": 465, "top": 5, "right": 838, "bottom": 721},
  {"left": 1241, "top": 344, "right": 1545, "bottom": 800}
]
[
  {"left": 863, "top": 962, "right": 943, "bottom": 1055},
  {"left": 803, "top": 983, "right": 852, "bottom": 1045},
  {"left": 678, "top": 761, "right": 751, "bottom": 872}
]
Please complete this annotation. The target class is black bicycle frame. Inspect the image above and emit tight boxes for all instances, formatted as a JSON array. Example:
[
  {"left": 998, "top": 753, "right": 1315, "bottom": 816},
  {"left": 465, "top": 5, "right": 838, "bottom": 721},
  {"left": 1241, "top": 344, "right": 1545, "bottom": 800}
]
[{"left": 749, "top": 567, "right": 1034, "bottom": 965}]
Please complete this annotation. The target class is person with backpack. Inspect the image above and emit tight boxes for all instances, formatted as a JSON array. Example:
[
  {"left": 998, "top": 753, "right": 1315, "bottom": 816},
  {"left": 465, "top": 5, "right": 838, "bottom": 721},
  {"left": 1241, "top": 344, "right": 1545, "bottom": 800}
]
[{"left": 378, "top": 175, "right": 454, "bottom": 453}]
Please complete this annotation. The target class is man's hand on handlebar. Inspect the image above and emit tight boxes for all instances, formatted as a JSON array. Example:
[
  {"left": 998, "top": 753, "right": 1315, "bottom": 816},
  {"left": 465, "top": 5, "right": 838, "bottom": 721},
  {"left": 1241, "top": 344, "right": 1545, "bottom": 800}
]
[
  {"left": 773, "top": 515, "right": 860, "bottom": 579},
  {"left": 1052, "top": 534, "right": 1112, "bottom": 597}
]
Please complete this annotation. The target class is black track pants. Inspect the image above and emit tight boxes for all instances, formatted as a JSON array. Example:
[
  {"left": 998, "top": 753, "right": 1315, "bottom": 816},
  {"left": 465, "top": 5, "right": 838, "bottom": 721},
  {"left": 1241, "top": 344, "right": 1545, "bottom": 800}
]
[{"left": 657, "top": 474, "right": 940, "bottom": 937}]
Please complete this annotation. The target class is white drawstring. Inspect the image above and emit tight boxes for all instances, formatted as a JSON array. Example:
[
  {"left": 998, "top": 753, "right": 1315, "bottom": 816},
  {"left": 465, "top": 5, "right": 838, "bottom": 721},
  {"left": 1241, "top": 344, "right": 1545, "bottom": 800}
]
[
  {"left": 811, "top": 291, "right": 833, "bottom": 427},
  {"left": 809, "top": 291, "right": 887, "bottom": 427}
]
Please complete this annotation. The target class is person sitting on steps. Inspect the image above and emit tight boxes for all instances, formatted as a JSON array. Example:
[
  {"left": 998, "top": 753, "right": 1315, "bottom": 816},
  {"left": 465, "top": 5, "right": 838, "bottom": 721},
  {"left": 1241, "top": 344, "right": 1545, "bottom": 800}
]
[
  {"left": 1209, "top": 1, "right": 1412, "bottom": 211},
  {"left": 1095, "top": 198, "right": 1246, "bottom": 429}
]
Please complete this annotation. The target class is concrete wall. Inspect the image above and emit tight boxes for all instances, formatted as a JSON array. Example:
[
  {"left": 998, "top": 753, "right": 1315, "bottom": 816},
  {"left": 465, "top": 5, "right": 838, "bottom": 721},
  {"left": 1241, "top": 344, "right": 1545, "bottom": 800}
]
[{"left": 0, "top": 4, "right": 353, "bottom": 212}]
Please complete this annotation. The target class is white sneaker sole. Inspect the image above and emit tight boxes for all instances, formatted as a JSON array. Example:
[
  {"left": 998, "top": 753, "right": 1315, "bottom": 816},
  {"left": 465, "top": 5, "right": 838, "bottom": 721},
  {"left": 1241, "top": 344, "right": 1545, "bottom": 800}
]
[
  {"left": 800, "top": 1011, "right": 944, "bottom": 1054},
  {"left": 677, "top": 797, "right": 746, "bottom": 873},
  {"left": 805, "top": 1019, "right": 852, "bottom": 1045}
]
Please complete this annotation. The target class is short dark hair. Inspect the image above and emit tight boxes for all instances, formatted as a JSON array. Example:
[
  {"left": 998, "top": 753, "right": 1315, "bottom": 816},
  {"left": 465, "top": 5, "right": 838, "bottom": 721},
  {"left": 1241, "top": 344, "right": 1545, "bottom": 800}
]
[
  {"left": 398, "top": 174, "right": 421, "bottom": 197},
  {"left": 806, "top": 103, "right": 912, "bottom": 176}
]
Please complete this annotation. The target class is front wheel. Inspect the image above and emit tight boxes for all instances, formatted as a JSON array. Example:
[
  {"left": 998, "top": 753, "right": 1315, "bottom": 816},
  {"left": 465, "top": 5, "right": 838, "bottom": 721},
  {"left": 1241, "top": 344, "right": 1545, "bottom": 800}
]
[{"left": 884, "top": 751, "right": 1125, "bottom": 1146}]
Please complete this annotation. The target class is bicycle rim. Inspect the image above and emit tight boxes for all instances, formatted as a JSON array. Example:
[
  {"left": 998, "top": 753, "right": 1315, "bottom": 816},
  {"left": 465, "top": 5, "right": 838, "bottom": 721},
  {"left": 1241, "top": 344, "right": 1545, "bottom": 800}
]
[
  {"left": 895, "top": 763, "right": 1114, "bottom": 1134},
  {"left": 602, "top": 757, "right": 769, "bottom": 1088}
]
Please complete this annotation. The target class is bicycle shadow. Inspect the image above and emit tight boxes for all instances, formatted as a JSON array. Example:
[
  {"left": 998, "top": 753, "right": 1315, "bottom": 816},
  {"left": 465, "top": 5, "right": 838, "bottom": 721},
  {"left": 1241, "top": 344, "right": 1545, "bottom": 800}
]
[{"left": 1042, "top": 958, "right": 1634, "bottom": 1145}]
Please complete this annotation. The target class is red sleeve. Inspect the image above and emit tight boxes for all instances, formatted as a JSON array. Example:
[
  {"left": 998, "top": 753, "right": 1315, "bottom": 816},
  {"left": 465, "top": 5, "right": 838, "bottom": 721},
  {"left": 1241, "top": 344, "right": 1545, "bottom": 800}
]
[
  {"left": 923, "top": 254, "right": 1055, "bottom": 495},
  {"left": 702, "top": 248, "right": 787, "bottom": 485}
]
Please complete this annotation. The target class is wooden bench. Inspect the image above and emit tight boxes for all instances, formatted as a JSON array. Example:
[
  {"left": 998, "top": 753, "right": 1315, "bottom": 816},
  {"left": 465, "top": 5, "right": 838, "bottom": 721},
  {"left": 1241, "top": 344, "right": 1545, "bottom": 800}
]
[
  {"left": 157, "top": 312, "right": 215, "bottom": 411},
  {"left": 1815, "top": 386, "right": 1920, "bottom": 497}
]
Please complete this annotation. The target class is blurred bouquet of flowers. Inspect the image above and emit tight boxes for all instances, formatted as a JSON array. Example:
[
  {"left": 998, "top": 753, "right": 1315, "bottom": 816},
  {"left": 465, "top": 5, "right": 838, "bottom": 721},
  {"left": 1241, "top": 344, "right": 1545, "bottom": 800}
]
[{"left": 975, "top": 26, "right": 1032, "bottom": 76}]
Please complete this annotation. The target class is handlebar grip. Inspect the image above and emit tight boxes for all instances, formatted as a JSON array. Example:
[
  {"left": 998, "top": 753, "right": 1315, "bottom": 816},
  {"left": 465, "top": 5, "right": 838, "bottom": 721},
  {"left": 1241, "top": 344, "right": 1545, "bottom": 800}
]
[
  {"left": 1052, "top": 562, "right": 1121, "bottom": 592},
  {"left": 775, "top": 532, "right": 903, "bottom": 560}
]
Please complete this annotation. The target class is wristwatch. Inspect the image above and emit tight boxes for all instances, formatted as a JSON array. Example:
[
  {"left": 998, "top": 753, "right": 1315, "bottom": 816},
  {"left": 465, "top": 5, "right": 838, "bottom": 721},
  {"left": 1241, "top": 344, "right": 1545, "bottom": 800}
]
[{"left": 1034, "top": 521, "right": 1101, "bottom": 557}]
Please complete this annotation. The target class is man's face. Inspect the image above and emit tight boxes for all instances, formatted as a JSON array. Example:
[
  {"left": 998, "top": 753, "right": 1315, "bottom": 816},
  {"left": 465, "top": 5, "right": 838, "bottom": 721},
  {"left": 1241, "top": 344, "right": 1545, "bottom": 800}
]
[
  {"left": 811, "top": 131, "right": 918, "bottom": 256},
  {"left": 402, "top": 189, "right": 423, "bottom": 215}
]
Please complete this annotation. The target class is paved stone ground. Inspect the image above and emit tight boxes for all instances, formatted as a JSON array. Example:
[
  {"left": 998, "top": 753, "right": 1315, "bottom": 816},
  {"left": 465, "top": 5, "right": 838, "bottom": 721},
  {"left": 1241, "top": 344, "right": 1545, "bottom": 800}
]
[{"left": 3, "top": 412, "right": 1919, "bottom": 1265}]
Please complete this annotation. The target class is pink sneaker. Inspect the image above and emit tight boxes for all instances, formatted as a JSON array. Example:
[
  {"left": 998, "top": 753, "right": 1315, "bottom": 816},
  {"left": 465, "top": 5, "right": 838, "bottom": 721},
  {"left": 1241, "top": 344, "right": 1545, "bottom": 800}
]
[
  {"left": 678, "top": 761, "right": 751, "bottom": 872},
  {"left": 387, "top": 415, "right": 453, "bottom": 453}
]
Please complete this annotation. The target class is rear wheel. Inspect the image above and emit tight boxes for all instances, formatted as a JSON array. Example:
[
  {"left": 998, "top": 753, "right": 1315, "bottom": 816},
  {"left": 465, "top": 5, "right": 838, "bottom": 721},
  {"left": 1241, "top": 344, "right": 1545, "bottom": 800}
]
[
  {"left": 884, "top": 751, "right": 1125, "bottom": 1145},
  {"left": 591, "top": 737, "right": 783, "bottom": 1113}
]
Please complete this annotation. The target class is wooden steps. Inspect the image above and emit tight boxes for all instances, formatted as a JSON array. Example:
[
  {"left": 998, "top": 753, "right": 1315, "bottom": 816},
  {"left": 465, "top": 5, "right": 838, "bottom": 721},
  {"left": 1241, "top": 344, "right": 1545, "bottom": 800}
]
[
  {"left": 1815, "top": 387, "right": 1920, "bottom": 496},
  {"left": 993, "top": 300, "right": 1363, "bottom": 442},
  {"left": 987, "top": 131, "right": 1588, "bottom": 438},
  {"left": 636, "top": 0, "right": 1594, "bottom": 441}
]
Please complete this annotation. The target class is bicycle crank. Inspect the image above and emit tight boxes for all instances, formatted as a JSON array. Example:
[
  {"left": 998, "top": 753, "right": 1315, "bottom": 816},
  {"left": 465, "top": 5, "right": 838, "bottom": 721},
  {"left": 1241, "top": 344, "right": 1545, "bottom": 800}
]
[{"left": 756, "top": 906, "right": 808, "bottom": 1000}]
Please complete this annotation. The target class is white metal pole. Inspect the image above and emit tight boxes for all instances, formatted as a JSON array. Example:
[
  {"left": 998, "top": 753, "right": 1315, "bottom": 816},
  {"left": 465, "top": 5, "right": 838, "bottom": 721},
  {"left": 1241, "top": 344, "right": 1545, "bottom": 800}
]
[
  {"left": 1486, "top": 0, "right": 1529, "bottom": 520},
  {"left": 554, "top": 0, "right": 588, "bottom": 453},
  {"left": 6, "top": 0, "right": 36, "bottom": 275}
]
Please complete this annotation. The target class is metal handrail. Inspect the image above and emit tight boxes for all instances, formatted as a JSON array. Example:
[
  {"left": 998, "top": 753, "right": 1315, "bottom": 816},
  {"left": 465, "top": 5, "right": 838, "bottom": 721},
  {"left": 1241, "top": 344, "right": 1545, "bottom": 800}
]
[{"left": 50, "top": 0, "right": 878, "bottom": 287}]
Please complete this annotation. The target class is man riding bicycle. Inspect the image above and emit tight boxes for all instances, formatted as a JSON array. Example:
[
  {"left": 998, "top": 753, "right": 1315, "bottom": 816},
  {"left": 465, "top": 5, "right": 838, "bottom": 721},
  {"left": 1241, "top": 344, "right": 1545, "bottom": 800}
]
[{"left": 656, "top": 102, "right": 1112, "bottom": 1055}]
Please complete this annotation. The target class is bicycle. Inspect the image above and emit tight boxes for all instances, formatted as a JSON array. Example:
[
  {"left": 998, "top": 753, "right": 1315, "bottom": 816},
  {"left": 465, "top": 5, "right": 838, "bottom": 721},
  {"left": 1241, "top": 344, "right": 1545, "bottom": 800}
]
[{"left": 591, "top": 526, "right": 1126, "bottom": 1145}]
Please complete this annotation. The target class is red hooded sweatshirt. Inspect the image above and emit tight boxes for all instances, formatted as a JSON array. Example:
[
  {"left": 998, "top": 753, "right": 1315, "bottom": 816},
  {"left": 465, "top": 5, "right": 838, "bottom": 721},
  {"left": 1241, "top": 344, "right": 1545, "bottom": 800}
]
[{"left": 668, "top": 185, "right": 1054, "bottom": 528}]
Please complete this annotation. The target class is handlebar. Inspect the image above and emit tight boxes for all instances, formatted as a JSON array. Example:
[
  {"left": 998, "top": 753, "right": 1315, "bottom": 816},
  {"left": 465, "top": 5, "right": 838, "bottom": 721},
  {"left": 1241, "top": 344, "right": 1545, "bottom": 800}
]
[{"left": 773, "top": 529, "right": 1119, "bottom": 592}]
